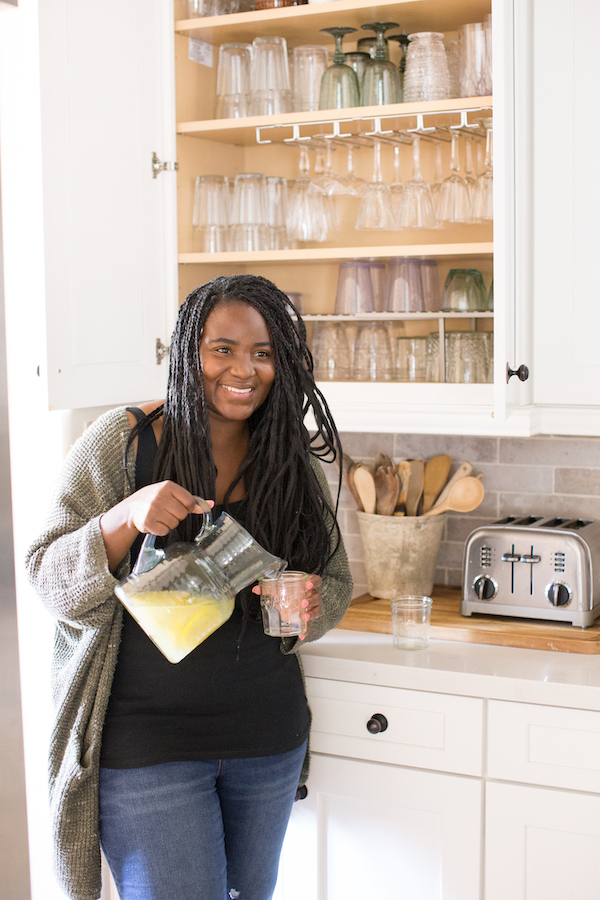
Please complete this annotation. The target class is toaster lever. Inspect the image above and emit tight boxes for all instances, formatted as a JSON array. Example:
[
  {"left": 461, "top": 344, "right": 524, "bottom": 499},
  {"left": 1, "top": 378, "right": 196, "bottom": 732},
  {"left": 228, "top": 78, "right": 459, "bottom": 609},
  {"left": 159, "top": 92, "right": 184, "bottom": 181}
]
[
  {"left": 520, "top": 554, "right": 541, "bottom": 564},
  {"left": 501, "top": 552, "right": 521, "bottom": 562}
]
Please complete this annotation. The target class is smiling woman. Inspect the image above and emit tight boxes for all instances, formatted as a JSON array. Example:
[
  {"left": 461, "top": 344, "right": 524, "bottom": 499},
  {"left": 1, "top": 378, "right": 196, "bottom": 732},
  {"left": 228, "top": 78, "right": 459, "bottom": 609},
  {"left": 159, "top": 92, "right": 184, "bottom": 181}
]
[{"left": 26, "top": 273, "right": 353, "bottom": 900}]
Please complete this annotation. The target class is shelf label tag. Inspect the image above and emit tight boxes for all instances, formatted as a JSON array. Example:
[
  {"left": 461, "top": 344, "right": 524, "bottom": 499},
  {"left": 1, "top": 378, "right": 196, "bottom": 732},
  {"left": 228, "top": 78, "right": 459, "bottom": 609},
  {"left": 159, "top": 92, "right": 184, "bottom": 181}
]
[{"left": 188, "top": 37, "right": 213, "bottom": 67}]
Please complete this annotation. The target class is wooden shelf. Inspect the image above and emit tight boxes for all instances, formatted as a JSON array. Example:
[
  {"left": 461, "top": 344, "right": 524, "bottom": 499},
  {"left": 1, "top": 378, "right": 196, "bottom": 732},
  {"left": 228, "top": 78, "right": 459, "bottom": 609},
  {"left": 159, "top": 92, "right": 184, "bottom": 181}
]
[
  {"left": 303, "top": 311, "right": 493, "bottom": 320},
  {"left": 177, "top": 97, "right": 493, "bottom": 143},
  {"left": 179, "top": 242, "right": 493, "bottom": 263},
  {"left": 175, "top": 0, "right": 491, "bottom": 44}
]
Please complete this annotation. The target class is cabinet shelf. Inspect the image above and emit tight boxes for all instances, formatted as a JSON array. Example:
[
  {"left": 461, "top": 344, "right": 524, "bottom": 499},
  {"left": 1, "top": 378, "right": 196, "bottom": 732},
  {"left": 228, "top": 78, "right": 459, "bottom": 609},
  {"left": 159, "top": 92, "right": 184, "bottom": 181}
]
[
  {"left": 303, "top": 311, "right": 493, "bottom": 320},
  {"left": 178, "top": 242, "right": 493, "bottom": 264},
  {"left": 175, "top": 0, "right": 491, "bottom": 45},
  {"left": 177, "top": 97, "right": 493, "bottom": 143}
]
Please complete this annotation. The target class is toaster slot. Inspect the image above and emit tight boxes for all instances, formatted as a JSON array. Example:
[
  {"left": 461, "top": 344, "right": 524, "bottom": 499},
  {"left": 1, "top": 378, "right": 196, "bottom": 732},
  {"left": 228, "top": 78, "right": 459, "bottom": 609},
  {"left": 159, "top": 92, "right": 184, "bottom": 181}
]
[
  {"left": 494, "top": 516, "right": 518, "bottom": 525},
  {"left": 513, "top": 516, "right": 544, "bottom": 527},
  {"left": 562, "top": 519, "right": 593, "bottom": 530},
  {"left": 542, "top": 517, "right": 568, "bottom": 528}
]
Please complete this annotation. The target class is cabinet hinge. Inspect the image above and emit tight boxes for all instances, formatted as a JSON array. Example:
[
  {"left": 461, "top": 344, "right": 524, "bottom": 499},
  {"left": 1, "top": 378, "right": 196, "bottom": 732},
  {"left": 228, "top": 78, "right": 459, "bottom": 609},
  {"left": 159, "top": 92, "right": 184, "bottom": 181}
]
[
  {"left": 156, "top": 338, "right": 170, "bottom": 365},
  {"left": 152, "top": 152, "right": 179, "bottom": 179}
]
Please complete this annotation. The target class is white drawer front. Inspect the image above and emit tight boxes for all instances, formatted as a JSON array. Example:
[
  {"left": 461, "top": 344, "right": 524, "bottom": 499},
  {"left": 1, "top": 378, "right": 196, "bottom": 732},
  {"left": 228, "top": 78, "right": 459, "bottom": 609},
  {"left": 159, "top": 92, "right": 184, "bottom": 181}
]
[
  {"left": 305, "top": 677, "right": 484, "bottom": 776},
  {"left": 488, "top": 700, "right": 600, "bottom": 793}
]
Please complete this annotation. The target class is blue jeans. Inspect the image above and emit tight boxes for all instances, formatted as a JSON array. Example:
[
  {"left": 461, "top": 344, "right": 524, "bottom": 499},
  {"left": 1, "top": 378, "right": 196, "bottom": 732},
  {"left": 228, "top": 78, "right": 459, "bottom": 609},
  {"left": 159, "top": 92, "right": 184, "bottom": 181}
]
[{"left": 99, "top": 741, "right": 307, "bottom": 900}]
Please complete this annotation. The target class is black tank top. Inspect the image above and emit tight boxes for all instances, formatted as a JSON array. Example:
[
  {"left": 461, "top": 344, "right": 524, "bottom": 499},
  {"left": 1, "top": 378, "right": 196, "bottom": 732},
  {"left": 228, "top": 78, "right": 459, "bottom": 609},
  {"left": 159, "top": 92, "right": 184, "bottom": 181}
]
[{"left": 100, "top": 408, "right": 309, "bottom": 768}]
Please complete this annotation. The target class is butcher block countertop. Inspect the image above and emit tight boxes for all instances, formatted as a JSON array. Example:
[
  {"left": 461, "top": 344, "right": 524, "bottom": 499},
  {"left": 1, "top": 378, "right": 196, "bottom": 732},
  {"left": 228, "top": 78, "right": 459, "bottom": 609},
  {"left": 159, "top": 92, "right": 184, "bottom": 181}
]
[{"left": 340, "top": 585, "right": 600, "bottom": 655}]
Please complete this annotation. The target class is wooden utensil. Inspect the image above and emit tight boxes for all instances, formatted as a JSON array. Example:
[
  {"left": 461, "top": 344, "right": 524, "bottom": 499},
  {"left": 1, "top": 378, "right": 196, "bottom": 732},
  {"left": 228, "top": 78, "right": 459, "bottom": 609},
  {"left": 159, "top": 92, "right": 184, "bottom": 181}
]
[
  {"left": 340, "top": 453, "right": 364, "bottom": 510},
  {"left": 374, "top": 466, "right": 400, "bottom": 516},
  {"left": 353, "top": 464, "right": 377, "bottom": 514},
  {"left": 433, "top": 461, "right": 473, "bottom": 509},
  {"left": 405, "top": 459, "right": 424, "bottom": 516},
  {"left": 423, "top": 475, "right": 484, "bottom": 516},
  {"left": 395, "top": 460, "right": 411, "bottom": 514},
  {"left": 374, "top": 453, "right": 396, "bottom": 472},
  {"left": 422, "top": 454, "right": 452, "bottom": 513}
]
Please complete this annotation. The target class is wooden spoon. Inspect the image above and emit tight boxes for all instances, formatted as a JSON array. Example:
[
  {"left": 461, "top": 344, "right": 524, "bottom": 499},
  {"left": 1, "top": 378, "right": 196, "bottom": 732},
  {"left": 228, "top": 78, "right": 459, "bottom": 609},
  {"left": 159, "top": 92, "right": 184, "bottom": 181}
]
[
  {"left": 339, "top": 454, "right": 364, "bottom": 510},
  {"left": 374, "top": 466, "right": 400, "bottom": 516},
  {"left": 374, "top": 452, "right": 396, "bottom": 472},
  {"left": 423, "top": 475, "right": 484, "bottom": 516},
  {"left": 395, "top": 460, "right": 411, "bottom": 514},
  {"left": 353, "top": 464, "right": 377, "bottom": 514},
  {"left": 433, "top": 461, "right": 473, "bottom": 509},
  {"left": 405, "top": 459, "right": 424, "bottom": 516},
  {"left": 422, "top": 454, "right": 452, "bottom": 513}
]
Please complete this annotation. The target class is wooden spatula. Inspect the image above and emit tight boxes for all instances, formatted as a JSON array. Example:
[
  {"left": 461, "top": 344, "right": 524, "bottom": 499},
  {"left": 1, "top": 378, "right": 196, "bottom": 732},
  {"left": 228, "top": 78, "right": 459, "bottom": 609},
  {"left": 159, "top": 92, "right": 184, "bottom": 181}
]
[
  {"left": 353, "top": 463, "right": 377, "bottom": 514},
  {"left": 395, "top": 460, "right": 411, "bottom": 514},
  {"left": 422, "top": 454, "right": 452, "bottom": 513},
  {"left": 374, "top": 466, "right": 400, "bottom": 516},
  {"left": 405, "top": 459, "right": 424, "bottom": 516}
]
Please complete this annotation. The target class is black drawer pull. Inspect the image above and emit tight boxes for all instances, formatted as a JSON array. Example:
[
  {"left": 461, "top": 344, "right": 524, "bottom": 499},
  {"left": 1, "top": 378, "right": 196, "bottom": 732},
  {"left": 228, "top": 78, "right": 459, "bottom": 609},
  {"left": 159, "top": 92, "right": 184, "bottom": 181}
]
[{"left": 366, "top": 713, "right": 388, "bottom": 734}]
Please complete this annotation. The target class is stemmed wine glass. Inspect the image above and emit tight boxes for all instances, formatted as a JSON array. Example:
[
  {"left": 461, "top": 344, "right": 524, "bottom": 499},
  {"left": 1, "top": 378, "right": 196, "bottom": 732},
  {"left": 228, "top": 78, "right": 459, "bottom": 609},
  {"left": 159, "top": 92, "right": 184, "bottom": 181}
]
[
  {"left": 387, "top": 33, "right": 410, "bottom": 95},
  {"left": 355, "top": 139, "right": 395, "bottom": 230},
  {"left": 319, "top": 27, "right": 361, "bottom": 110},
  {"left": 430, "top": 140, "right": 444, "bottom": 221},
  {"left": 360, "top": 22, "right": 403, "bottom": 105},
  {"left": 472, "top": 119, "right": 493, "bottom": 221},
  {"left": 287, "top": 144, "right": 329, "bottom": 242},
  {"left": 310, "top": 140, "right": 345, "bottom": 195},
  {"left": 390, "top": 144, "right": 404, "bottom": 227},
  {"left": 337, "top": 143, "right": 366, "bottom": 196},
  {"left": 398, "top": 135, "right": 436, "bottom": 229},
  {"left": 438, "top": 131, "right": 471, "bottom": 224}
]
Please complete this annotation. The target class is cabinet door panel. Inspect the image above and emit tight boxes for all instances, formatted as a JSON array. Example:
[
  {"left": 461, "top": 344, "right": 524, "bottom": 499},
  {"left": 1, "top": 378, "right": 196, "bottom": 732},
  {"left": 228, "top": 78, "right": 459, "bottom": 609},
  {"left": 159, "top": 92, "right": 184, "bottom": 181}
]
[
  {"left": 486, "top": 781, "right": 600, "bottom": 900},
  {"left": 38, "top": 0, "right": 177, "bottom": 409},
  {"left": 274, "top": 753, "right": 482, "bottom": 900}
]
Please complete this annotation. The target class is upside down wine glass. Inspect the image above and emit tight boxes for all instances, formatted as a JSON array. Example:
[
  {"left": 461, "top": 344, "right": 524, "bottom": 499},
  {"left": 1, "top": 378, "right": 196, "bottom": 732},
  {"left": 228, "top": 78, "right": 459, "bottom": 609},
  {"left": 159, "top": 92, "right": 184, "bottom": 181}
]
[
  {"left": 360, "top": 22, "right": 403, "bottom": 105},
  {"left": 438, "top": 131, "right": 471, "bottom": 224},
  {"left": 398, "top": 135, "right": 436, "bottom": 229},
  {"left": 355, "top": 139, "right": 395, "bottom": 230},
  {"left": 319, "top": 27, "right": 361, "bottom": 110}
]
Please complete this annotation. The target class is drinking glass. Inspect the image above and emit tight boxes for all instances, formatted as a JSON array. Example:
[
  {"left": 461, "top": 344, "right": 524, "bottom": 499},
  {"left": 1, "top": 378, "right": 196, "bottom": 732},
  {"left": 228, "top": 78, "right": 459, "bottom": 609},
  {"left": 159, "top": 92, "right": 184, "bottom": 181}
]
[
  {"left": 193, "top": 175, "right": 230, "bottom": 252},
  {"left": 344, "top": 51, "right": 371, "bottom": 91},
  {"left": 458, "top": 22, "right": 489, "bottom": 97},
  {"left": 354, "top": 321, "right": 393, "bottom": 381},
  {"left": 365, "top": 259, "right": 386, "bottom": 312},
  {"left": 230, "top": 173, "right": 268, "bottom": 251},
  {"left": 334, "top": 260, "right": 374, "bottom": 314},
  {"left": 425, "top": 331, "right": 444, "bottom": 382},
  {"left": 383, "top": 257, "right": 424, "bottom": 313},
  {"left": 444, "top": 39, "right": 460, "bottom": 97},
  {"left": 419, "top": 258, "right": 441, "bottom": 311},
  {"left": 250, "top": 36, "right": 292, "bottom": 115},
  {"left": 403, "top": 32, "right": 450, "bottom": 102},
  {"left": 312, "top": 321, "right": 352, "bottom": 380},
  {"left": 441, "top": 268, "right": 488, "bottom": 312},
  {"left": 445, "top": 331, "right": 491, "bottom": 383},
  {"left": 360, "top": 22, "right": 403, "bottom": 106},
  {"left": 310, "top": 141, "right": 345, "bottom": 195},
  {"left": 398, "top": 136, "right": 436, "bottom": 229},
  {"left": 292, "top": 45, "right": 329, "bottom": 112},
  {"left": 216, "top": 43, "right": 251, "bottom": 119},
  {"left": 391, "top": 596, "right": 432, "bottom": 650},
  {"left": 463, "top": 135, "right": 478, "bottom": 202},
  {"left": 319, "top": 27, "right": 361, "bottom": 110},
  {"left": 265, "top": 176, "right": 289, "bottom": 250},
  {"left": 438, "top": 131, "right": 472, "bottom": 224},
  {"left": 472, "top": 122, "right": 493, "bottom": 221},
  {"left": 287, "top": 144, "right": 329, "bottom": 242},
  {"left": 396, "top": 336, "right": 427, "bottom": 381},
  {"left": 387, "top": 33, "right": 410, "bottom": 95},
  {"left": 355, "top": 139, "right": 395, "bottom": 230}
]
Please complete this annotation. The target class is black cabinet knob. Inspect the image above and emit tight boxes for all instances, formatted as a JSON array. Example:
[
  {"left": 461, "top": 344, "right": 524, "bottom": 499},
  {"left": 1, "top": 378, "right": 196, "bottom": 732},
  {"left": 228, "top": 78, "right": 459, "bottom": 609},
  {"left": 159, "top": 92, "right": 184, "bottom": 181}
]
[
  {"left": 366, "top": 713, "right": 388, "bottom": 734},
  {"left": 506, "top": 364, "right": 530, "bottom": 383}
]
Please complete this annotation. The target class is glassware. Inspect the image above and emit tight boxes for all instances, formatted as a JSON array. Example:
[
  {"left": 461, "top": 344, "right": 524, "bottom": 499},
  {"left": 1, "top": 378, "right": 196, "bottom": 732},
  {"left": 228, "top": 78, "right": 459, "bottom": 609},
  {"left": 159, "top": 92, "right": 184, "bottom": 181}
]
[
  {"left": 391, "top": 596, "right": 432, "bottom": 650},
  {"left": 365, "top": 259, "right": 386, "bottom": 312},
  {"left": 444, "top": 39, "right": 460, "bottom": 97},
  {"left": 387, "top": 33, "right": 410, "bottom": 95},
  {"left": 383, "top": 257, "right": 424, "bottom": 313},
  {"left": 337, "top": 144, "right": 366, "bottom": 196},
  {"left": 287, "top": 144, "right": 329, "bottom": 243},
  {"left": 230, "top": 173, "right": 268, "bottom": 251},
  {"left": 430, "top": 141, "right": 444, "bottom": 221},
  {"left": 354, "top": 321, "right": 394, "bottom": 381},
  {"left": 390, "top": 143, "right": 404, "bottom": 227},
  {"left": 310, "top": 141, "right": 345, "bottom": 195},
  {"left": 355, "top": 139, "right": 395, "bottom": 230},
  {"left": 458, "top": 22, "right": 490, "bottom": 97},
  {"left": 334, "top": 260, "right": 375, "bottom": 314},
  {"left": 441, "top": 268, "right": 488, "bottom": 312},
  {"left": 403, "top": 32, "right": 450, "bottom": 102},
  {"left": 115, "top": 500, "right": 285, "bottom": 663},
  {"left": 265, "top": 176, "right": 289, "bottom": 250},
  {"left": 472, "top": 121, "right": 493, "bottom": 221},
  {"left": 360, "top": 22, "right": 403, "bottom": 106},
  {"left": 344, "top": 51, "right": 371, "bottom": 90},
  {"left": 260, "top": 571, "right": 311, "bottom": 637},
  {"left": 398, "top": 136, "right": 436, "bottom": 229},
  {"left": 318, "top": 27, "right": 361, "bottom": 110},
  {"left": 419, "top": 258, "right": 441, "bottom": 311},
  {"left": 193, "top": 175, "right": 230, "bottom": 252},
  {"left": 438, "top": 131, "right": 472, "bottom": 224},
  {"left": 463, "top": 135, "right": 478, "bottom": 202},
  {"left": 216, "top": 43, "right": 252, "bottom": 119},
  {"left": 445, "top": 331, "right": 492, "bottom": 383},
  {"left": 292, "top": 45, "right": 329, "bottom": 112},
  {"left": 250, "top": 36, "right": 292, "bottom": 115},
  {"left": 396, "top": 336, "right": 428, "bottom": 381},
  {"left": 311, "top": 321, "right": 353, "bottom": 380}
]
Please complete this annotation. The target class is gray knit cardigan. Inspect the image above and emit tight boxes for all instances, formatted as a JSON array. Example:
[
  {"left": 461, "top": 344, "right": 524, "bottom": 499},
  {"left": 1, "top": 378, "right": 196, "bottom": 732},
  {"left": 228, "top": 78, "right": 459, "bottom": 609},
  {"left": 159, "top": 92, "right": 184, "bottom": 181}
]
[{"left": 25, "top": 406, "right": 353, "bottom": 900}]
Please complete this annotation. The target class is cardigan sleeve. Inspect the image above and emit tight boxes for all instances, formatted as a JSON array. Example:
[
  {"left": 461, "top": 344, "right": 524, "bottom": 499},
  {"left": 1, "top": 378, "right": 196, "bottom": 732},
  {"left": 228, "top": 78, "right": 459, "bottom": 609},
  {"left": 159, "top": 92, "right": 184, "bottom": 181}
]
[
  {"left": 25, "top": 407, "right": 134, "bottom": 629},
  {"left": 281, "top": 455, "right": 353, "bottom": 654}
]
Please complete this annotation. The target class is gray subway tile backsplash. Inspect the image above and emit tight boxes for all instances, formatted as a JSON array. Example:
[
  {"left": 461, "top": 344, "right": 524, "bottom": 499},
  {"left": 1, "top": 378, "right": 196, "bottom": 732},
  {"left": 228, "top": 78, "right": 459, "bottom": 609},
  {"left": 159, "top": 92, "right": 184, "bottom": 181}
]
[{"left": 329, "top": 431, "right": 600, "bottom": 598}]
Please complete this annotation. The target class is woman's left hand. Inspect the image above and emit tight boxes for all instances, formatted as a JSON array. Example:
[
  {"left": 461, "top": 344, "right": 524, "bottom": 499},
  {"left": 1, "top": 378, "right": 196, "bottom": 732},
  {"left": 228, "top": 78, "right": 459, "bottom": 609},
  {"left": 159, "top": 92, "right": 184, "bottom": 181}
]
[{"left": 251, "top": 574, "right": 322, "bottom": 641}]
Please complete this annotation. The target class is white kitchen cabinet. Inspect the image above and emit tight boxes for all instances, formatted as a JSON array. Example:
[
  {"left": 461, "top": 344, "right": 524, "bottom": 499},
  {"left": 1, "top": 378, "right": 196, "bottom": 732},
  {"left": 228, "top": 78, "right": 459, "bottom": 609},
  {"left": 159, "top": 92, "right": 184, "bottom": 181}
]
[
  {"left": 485, "top": 781, "right": 600, "bottom": 900},
  {"left": 275, "top": 753, "right": 482, "bottom": 900}
]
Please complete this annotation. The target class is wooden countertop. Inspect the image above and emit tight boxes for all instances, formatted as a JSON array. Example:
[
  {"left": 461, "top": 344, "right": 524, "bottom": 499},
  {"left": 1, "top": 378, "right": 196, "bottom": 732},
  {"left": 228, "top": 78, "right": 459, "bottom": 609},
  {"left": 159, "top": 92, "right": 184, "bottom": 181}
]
[{"left": 341, "top": 585, "right": 600, "bottom": 655}]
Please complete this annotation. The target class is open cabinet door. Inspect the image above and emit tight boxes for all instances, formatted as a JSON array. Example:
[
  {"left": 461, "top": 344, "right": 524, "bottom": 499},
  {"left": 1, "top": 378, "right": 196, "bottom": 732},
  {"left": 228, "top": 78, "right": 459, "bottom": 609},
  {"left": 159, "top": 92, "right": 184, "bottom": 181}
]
[
  {"left": 38, "top": 0, "right": 177, "bottom": 409},
  {"left": 493, "top": 0, "right": 533, "bottom": 428}
]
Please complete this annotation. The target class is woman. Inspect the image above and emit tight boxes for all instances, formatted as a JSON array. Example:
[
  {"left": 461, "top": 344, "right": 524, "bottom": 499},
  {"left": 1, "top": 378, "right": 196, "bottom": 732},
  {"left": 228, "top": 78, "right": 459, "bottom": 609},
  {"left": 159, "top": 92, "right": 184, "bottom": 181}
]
[{"left": 26, "top": 274, "right": 353, "bottom": 900}]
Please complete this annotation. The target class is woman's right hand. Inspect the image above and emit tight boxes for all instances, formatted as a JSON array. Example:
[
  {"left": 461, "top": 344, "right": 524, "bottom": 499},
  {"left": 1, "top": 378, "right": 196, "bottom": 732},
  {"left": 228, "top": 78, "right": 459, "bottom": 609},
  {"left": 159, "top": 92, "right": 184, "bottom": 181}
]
[{"left": 100, "top": 481, "right": 213, "bottom": 573}]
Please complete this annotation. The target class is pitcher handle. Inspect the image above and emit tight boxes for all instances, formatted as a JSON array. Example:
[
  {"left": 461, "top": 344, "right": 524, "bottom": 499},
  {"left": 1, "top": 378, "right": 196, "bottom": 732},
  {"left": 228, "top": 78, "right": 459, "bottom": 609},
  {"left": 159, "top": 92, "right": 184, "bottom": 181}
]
[{"left": 132, "top": 496, "right": 213, "bottom": 576}]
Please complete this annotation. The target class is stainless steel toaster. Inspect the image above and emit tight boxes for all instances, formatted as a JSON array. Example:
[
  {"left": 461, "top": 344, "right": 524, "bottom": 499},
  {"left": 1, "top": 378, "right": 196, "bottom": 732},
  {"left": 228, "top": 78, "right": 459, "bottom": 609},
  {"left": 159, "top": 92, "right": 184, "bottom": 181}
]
[{"left": 462, "top": 516, "right": 600, "bottom": 627}]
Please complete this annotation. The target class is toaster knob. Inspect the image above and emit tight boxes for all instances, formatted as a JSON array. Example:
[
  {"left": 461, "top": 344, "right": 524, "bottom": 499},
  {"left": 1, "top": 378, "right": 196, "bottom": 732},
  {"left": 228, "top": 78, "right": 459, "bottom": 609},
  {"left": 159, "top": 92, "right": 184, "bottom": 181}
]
[
  {"left": 546, "top": 581, "right": 572, "bottom": 607},
  {"left": 473, "top": 575, "right": 497, "bottom": 600}
]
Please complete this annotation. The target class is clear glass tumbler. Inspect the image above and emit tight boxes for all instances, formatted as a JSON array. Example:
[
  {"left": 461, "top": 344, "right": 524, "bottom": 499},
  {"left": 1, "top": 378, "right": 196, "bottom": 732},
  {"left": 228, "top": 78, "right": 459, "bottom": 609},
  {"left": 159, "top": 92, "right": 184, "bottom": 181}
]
[
  {"left": 193, "top": 175, "right": 230, "bottom": 252},
  {"left": 230, "top": 172, "right": 268, "bottom": 251},
  {"left": 354, "top": 321, "right": 393, "bottom": 381},
  {"left": 383, "top": 257, "right": 424, "bottom": 313},
  {"left": 311, "top": 321, "right": 352, "bottom": 381},
  {"left": 292, "top": 45, "right": 329, "bottom": 112},
  {"left": 441, "top": 268, "right": 488, "bottom": 312},
  {"left": 334, "top": 260, "right": 375, "bottom": 314},
  {"left": 250, "top": 36, "right": 292, "bottom": 115},
  {"left": 458, "top": 22, "right": 489, "bottom": 97},
  {"left": 396, "top": 337, "right": 428, "bottom": 382},
  {"left": 391, "top": 596, "right": 432, "bottom": 650},
  {"left": 403, "top": 32, "right": 450, "bottom": 102},
  {"left": 216, "top": 43, "right": 252, "bottom": 119}
]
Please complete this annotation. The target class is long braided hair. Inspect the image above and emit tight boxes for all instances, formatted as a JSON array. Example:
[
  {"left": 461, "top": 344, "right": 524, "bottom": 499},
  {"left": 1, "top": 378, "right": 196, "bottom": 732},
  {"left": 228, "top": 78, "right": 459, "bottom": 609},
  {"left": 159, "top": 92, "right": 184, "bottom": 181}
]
[{"left": 131, "top": 274, "right": 342, "bottom": 576}]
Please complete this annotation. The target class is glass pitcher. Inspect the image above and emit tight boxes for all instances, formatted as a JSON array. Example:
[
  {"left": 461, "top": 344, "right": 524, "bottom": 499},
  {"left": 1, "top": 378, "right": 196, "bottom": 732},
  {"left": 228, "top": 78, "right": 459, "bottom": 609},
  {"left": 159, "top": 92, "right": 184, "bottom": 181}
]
[{"left": 115, "top": 499, "right": 286, "bottom": 663}]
